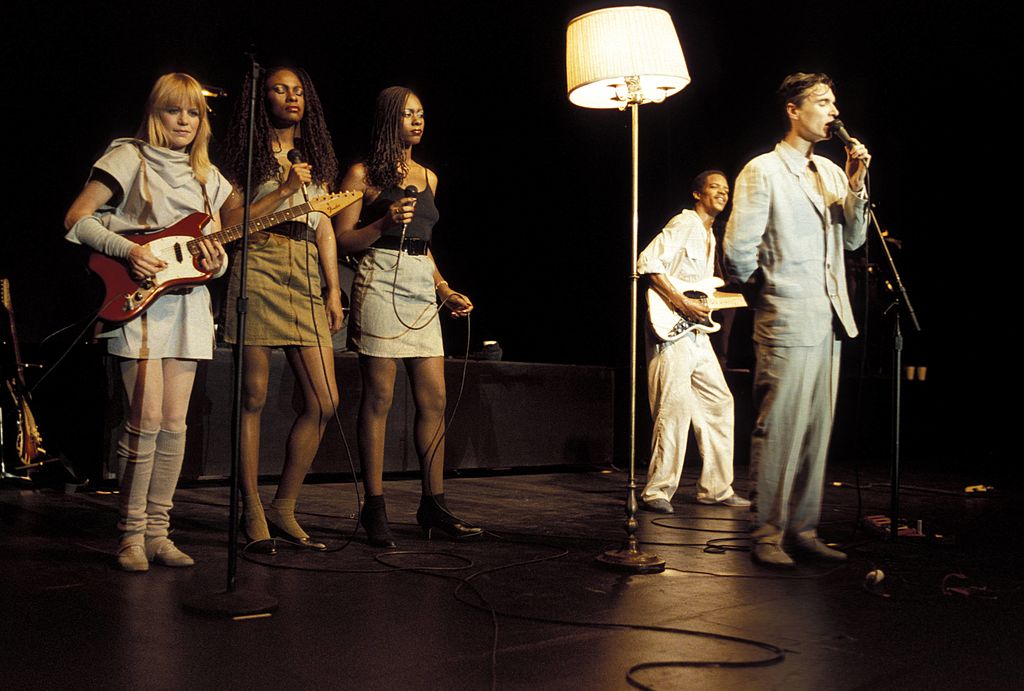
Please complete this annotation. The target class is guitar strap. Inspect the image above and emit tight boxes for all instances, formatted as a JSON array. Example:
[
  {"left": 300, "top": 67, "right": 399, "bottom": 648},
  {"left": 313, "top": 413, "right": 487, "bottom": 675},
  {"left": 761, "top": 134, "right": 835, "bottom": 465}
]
[
  {"left": 129, "top": 140, "right": 156, "bottom": 228},
  {"left": 201, "top": 182, "right": 212, "bottom": 222}
]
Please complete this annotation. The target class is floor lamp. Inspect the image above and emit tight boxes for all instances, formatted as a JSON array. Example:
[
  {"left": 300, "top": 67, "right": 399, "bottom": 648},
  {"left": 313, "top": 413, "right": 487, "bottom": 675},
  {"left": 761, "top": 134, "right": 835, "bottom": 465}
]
[{"left": 566, "top": 6, "right": 690, "bottom": 574}]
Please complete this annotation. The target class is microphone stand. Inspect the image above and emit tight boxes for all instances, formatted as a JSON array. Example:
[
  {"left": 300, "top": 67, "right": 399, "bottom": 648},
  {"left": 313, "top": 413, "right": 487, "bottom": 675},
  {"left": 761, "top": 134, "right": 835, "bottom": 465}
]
[
  {"left": 868, "top": 204, "right": 921, "bottom": 543},
  {"left": 184, "top": 53, "right": 278, "bottom": 616}
]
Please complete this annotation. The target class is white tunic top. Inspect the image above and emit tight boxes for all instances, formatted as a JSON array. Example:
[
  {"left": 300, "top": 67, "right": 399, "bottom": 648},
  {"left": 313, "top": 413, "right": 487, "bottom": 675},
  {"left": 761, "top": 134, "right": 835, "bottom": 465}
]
[{"left": 66, "top": 139, "right": 232, "bottom": 359}]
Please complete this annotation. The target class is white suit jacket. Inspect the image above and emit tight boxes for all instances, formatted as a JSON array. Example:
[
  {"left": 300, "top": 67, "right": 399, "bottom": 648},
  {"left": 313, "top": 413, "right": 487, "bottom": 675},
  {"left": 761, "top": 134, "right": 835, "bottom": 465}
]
[{"left": 724, "top": 142, "right": 868, "bottom": 347}]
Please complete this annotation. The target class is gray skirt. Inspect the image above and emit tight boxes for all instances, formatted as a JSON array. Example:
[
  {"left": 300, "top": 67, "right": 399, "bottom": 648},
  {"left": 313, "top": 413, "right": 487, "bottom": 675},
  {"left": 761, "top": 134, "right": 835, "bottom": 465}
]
[
  {"left": 350, "top": 248, "right": 443, "bottom": 358},
  {"left": 103, "top": 287, "right": 215, "bottom": 360}
]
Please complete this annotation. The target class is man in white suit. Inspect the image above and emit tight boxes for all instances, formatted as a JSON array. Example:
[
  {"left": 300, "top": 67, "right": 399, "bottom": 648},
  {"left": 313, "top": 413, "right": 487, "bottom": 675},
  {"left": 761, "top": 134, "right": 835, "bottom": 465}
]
[
  {"left": 724, "top": 73, "right": 870, "bottom": 567},
  {"left": 638, "top": 171, "right": 750, "bottom": 514}
]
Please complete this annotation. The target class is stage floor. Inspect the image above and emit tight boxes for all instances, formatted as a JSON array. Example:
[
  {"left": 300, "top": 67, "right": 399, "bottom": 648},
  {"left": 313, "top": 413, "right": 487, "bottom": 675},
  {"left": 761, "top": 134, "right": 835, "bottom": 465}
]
[{"left": 2, "top": 466, "right": 1022, "bottom": 690}]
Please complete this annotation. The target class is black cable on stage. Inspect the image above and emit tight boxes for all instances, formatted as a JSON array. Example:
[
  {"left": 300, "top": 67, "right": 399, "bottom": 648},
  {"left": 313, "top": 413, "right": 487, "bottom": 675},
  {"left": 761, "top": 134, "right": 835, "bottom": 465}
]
[
  {"left": 297, "top": 197, "right": 362, "bottom": 552},
  {"left": 648, "top": 514, "right": 750, "bottom": 534},
  {"left": 851, "top": 167, "right": 873, "bottom": 537},
  {"left": 441, "top": 533, "right": 785, "bottom": 690},
  {"left": 665, "top": 564, "right": 848, "bottom": 580},
  {"left": 419, "top": 311, "right": 472, "bottom": 500},
  {"left": 235, "top": 523, "right": 785, "bottom": 690},
  {"left": 240, "top": 541, "right": 474, "bottom": 574},
  {"left": 29, "top": 294, "right": 122, "bottom": 395},
  {"left": 67, "top": 489, "right": 888, "bottom": 687}
]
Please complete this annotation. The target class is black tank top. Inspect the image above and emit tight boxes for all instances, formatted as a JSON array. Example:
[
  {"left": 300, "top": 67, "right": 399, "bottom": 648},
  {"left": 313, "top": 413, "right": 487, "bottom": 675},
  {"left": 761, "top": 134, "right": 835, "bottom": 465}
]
[{"left": 362, "top": 180, "right": 439, "bottom": 242}]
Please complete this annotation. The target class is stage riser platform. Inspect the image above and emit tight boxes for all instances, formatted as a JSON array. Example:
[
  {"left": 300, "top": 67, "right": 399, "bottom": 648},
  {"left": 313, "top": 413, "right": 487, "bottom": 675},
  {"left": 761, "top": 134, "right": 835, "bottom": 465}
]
[{"left": 103, "top": 348, "right": 615, "bottom": 480}]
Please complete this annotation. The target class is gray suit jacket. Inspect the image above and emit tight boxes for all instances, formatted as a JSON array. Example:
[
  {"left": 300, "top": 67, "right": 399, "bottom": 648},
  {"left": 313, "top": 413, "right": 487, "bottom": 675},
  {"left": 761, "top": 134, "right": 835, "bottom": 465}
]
[{"left": 724, "top": 142, "right": 868, "bottom": 347}]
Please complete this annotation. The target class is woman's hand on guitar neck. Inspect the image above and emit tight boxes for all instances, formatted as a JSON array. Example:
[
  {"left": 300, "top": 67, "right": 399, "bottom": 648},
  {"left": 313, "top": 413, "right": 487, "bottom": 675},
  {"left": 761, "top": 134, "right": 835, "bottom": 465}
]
[{"left": 196, "top": 237, "right": 226, "bottom": 275}]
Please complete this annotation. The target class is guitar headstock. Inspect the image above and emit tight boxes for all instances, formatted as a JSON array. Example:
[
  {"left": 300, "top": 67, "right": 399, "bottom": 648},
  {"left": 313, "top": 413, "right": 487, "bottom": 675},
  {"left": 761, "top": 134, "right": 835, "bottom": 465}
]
[
  {"left": 309, "top": 191, "right": 363, "bottom": 218},
  {"left": 1, "top": 278, "right": 10, "bottom": 312}
]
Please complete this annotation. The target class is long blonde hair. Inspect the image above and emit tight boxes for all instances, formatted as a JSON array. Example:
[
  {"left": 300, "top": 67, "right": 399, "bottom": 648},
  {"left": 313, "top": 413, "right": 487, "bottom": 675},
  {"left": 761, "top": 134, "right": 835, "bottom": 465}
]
[{"left": 136, "top": 73, "right": 213, "bottom": 184}]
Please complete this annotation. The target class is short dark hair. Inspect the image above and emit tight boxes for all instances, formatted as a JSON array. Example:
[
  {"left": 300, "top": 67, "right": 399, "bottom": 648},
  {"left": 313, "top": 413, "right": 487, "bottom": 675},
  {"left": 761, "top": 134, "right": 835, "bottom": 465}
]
[
  {"left": 690, "top": 169, "right": 727, "bottom": 198},
  {"left": 777, "top": 72, "right": 834, "bottom": 111}
]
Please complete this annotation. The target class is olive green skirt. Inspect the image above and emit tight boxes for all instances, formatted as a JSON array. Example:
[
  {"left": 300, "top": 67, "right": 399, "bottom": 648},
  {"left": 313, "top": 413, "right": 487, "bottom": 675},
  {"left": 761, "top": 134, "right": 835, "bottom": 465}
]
[{"left": 224, "top": 232, "right": 330, "bottom": 347}]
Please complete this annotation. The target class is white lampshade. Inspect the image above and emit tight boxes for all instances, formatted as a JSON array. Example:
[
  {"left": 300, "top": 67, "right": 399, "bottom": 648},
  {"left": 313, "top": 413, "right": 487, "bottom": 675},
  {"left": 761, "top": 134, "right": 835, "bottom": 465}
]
[{"left": 566, "top": 6, "right": 690, "bottom": 109}]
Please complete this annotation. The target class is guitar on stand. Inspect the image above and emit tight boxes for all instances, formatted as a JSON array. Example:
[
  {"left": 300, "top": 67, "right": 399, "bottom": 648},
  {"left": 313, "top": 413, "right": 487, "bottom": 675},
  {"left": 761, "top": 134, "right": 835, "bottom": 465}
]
[
  {"left": 88, "top": 191, "right": 361, "bottom": 323},
  {"left": 1, "top": 278, "right": 52, "bottom": 478},
  {"left": 646, "top": 276, "right": 748, "bottom": 342}
]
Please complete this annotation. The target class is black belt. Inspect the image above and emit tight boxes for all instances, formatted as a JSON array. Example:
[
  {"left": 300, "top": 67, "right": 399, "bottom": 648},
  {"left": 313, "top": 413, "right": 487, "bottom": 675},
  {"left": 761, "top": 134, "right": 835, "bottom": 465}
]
[
  {"left": 371, "top": 235, "right": 430, "bottom": 256},
  {"left": 264, "top": 221, "right": 317, "bottom": 243}
]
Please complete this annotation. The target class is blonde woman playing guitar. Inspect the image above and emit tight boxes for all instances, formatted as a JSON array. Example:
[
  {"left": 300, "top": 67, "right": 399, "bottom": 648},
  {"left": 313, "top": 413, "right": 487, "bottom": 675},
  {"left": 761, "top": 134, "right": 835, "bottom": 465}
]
[{"left": 64, "top": 74, "right": 231, "bottom": 572}]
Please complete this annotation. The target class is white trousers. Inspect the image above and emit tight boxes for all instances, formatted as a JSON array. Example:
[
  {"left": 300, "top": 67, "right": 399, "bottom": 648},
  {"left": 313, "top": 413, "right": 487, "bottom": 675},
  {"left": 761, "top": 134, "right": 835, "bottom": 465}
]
[{"left": 642, "top": 331, "right": 736, "bottom": 503}]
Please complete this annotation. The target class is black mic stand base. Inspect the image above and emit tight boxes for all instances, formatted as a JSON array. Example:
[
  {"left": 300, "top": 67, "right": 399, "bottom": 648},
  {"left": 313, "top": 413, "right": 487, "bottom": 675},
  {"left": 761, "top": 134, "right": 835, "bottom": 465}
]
[{"left": 182, "top": 589, "right": 278, "bottom": 618}]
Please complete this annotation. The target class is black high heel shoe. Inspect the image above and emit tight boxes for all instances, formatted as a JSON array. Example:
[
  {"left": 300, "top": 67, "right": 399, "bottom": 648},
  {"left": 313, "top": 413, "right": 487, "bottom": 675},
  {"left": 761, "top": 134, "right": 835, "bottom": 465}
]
[
  {"left": 360, "top": 495, "right": 397, "bottom": 548},
  {"left": 416, "top": 493, "right": 483, "bottom": 540}
]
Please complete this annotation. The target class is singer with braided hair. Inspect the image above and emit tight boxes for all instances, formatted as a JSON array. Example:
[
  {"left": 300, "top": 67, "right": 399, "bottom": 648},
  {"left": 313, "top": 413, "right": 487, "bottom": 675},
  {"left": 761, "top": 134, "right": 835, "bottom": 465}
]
[
  {"left": 219, "top": 66, "right": 343, "bottom": 551},
  {"left": 335, "top": 86, "right": 479, "bottom": 548}
]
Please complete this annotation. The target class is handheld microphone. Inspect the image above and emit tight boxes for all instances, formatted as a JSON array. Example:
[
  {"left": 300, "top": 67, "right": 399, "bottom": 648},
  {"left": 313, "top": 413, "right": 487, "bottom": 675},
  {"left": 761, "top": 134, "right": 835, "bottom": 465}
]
[
  {"left": 828, "top": 119, "right": 854, "bottom": 148},
  {"left": 287, "top": 140, "right": 309, "bottom": 201},
  {"left": 286, "top": 136, "right": 306, "bottom": 165},
  {"left": 399, "top": 185, "right": 419, "bottom": 241}
]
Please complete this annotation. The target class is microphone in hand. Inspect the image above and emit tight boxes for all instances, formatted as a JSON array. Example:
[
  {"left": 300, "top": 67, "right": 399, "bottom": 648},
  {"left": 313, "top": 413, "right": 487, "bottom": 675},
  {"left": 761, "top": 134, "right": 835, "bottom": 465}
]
[
  {"left": 828, "top": 119, "right": 854, "bottom": 148},
  {"left": 287, "top": 139, "right": 310, "bottom": 200},
  {"left": 400, "top": 186, "right": 419, "bottom": 232}
]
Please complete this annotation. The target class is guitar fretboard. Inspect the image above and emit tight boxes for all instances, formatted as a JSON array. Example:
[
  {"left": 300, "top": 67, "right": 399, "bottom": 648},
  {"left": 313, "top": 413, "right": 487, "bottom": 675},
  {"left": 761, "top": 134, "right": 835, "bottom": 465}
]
[{"left": 185, "top": 204, "right": 314, "bottom": 256}]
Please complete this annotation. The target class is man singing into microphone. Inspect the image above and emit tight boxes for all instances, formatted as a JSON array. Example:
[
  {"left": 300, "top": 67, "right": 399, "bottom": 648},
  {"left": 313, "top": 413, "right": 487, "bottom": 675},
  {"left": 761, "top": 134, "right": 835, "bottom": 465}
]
[{"left": 724, "top": 72, "right": 870, "bottom": 567}]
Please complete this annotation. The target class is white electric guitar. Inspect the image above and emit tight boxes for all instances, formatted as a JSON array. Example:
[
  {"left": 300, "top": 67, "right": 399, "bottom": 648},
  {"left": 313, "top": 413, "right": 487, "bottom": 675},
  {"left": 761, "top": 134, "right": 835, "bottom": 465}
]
[{"left": 647, "top": 276, "right": 747, "bottom": 342}]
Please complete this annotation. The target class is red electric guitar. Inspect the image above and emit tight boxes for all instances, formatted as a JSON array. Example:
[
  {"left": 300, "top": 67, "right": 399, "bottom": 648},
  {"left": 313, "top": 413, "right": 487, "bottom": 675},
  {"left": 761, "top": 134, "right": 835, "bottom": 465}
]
[{"left": 88, "top": 191, "right": 361, "bottom": 323}]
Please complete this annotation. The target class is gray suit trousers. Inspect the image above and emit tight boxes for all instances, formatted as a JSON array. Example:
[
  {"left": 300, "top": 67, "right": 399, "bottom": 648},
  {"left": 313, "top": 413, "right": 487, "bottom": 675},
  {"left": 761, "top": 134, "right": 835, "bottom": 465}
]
[{"left": 750, "top": 332, "right": 840, "bottom": 542}]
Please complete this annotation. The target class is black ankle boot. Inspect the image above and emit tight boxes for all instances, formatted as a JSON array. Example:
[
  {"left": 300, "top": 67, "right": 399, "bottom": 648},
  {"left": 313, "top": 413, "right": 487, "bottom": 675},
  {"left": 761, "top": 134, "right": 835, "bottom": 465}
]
[
  {"left": 416, "top": 493, "right": 483, "bottom": 540},
  {"left": 360, "top": 495, "right": 397, "bottom": 548}
]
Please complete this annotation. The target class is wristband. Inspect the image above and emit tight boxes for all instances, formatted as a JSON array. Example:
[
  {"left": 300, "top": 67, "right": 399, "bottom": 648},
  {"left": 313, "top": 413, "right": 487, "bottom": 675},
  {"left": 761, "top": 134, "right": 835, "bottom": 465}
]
[{"left": 67, "top": 215, "right": 137, "bottom": 258}]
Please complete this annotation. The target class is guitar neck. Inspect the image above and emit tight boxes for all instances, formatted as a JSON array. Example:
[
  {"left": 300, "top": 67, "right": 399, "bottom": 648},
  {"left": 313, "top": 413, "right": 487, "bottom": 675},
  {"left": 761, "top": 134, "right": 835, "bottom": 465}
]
[
  {"left": 707, "top": 293, "right": 747, "bottom": 310},
  {"left": 186, "top": 204, "right": 315, "bottom": 255},
  {"left": 2, "top": 278, "right": 29, "bottom": 390}
]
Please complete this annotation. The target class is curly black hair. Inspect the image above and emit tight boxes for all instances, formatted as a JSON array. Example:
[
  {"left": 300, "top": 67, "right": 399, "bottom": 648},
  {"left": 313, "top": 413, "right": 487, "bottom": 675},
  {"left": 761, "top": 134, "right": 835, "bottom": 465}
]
[
  {"left": 219, "top": 66, "right": 339, "bottom": 190},
  {"left": 364, "top": 86, "right": 415, "bottom": 191}
]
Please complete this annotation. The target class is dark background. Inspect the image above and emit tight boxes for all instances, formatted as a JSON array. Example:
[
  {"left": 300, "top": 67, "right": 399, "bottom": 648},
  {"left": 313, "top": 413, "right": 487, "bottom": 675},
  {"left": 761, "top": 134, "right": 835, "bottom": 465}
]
[{"left": 4, "top": 1, "right": 1015, "bottom": 478}]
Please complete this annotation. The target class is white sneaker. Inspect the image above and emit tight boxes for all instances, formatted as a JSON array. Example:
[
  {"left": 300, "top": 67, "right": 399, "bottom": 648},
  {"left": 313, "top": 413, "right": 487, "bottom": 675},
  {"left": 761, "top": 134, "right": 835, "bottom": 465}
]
[
  {"left": 146, "top": 540, "right": 195, "bottom": 567},
  {"left": 116, "top": 544, "right": 150, "bottom": 572}
]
